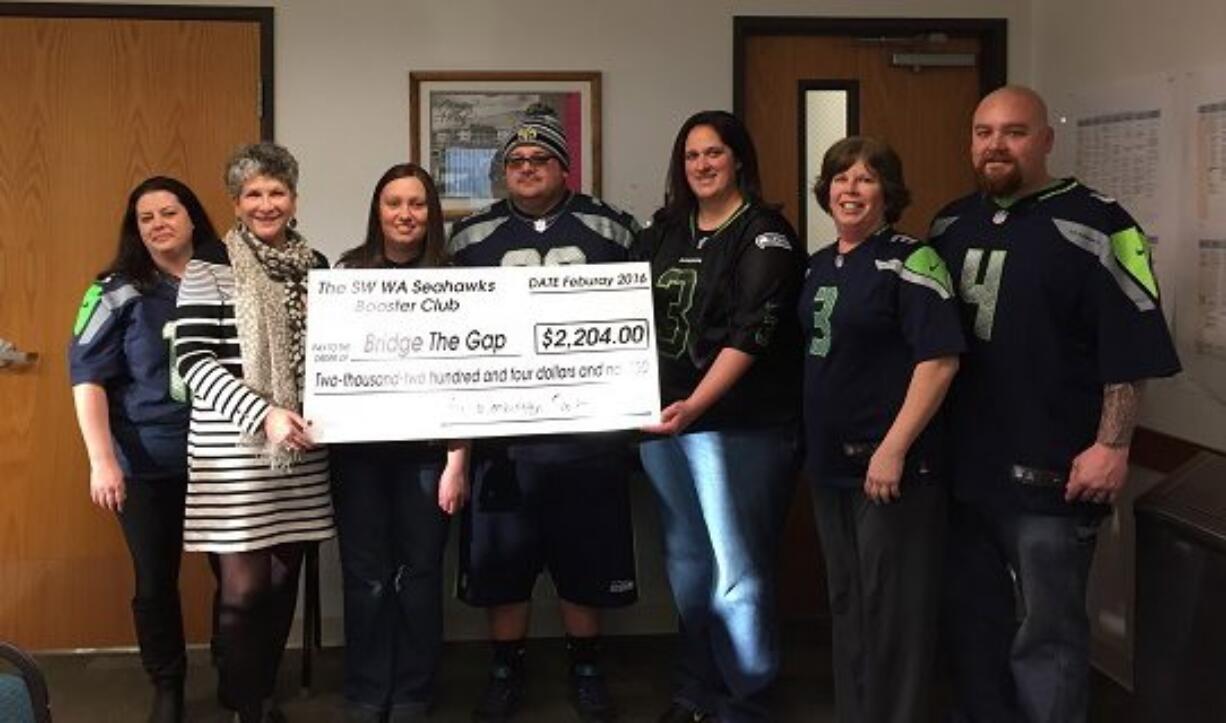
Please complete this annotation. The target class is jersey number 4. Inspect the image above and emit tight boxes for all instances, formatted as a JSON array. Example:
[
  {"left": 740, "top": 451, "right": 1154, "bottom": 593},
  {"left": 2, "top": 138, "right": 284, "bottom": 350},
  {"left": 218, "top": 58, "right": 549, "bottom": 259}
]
[{"left": 960, "top": 248, "right": 1007, "bottom": 341}]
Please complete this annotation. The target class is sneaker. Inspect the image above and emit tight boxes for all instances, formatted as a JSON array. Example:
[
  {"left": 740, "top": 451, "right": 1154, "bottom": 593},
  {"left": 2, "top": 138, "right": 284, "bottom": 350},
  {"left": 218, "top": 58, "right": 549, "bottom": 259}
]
[
  {"left": 570, "top": 663, "right": 615, "bottom": 722},
  {"left": 655, "top": 702, "right": 713, "bottom": 723},
  {"left": 472, "top": 663, "right": 524, "bottom": 722}
]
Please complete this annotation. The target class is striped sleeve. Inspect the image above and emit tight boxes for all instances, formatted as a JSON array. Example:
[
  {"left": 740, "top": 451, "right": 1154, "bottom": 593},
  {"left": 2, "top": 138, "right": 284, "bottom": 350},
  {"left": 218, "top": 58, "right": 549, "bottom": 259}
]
[{"left": 174, "top": 257, "right": 270, "bottom": 437}]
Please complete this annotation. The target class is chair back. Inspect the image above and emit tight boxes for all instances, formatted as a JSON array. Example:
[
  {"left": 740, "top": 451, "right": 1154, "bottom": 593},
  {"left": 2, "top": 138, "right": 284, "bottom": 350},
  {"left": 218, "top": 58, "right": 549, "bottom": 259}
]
[{"left": 0, "top": 642, "right": 51, "bottom": 723}]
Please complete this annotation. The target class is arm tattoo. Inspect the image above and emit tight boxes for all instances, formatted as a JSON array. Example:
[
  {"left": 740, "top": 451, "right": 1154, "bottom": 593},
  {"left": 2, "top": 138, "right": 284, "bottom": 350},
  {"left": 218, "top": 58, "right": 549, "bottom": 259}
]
[{"left": 1097, "top": 381, "right": 1144, "bottom": 448}]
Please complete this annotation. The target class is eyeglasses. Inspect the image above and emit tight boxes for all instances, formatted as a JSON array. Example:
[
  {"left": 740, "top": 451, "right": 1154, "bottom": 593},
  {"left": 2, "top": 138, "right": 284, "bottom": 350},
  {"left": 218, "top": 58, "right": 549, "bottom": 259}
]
[{"left": 505, "top": 153, "right": 556, "bottom": 170}]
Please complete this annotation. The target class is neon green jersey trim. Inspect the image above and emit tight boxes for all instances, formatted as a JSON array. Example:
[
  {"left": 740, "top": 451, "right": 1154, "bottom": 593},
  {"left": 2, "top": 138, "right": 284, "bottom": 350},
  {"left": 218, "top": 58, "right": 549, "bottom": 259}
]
[
  {"left": 903, "top": 246, "right": 954, "bottom": 296},
  {"left": 73, "top": 283, "right": 104, "bottom": 335},
  {"left": 1110, "top": 227, "right": 1158, "bottom": 299}
]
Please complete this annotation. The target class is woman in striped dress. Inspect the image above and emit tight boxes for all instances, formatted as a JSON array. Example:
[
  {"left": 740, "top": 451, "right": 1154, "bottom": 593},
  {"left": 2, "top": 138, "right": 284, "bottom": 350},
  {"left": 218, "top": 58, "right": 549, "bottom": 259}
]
[{"left": 174, "top": 142, "right": 334, "bottom": 722}]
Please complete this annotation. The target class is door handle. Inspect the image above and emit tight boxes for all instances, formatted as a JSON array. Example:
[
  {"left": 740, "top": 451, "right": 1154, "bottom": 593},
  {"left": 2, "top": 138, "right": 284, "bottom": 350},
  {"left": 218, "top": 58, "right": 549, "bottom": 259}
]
[{"left": 0, "top": 338, "right": 39, "bottom": 369}]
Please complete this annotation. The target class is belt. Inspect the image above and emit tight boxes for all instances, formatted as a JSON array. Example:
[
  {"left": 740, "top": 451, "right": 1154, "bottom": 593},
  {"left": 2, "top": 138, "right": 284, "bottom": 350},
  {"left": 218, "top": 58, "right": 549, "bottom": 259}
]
[{"left": 1009, "top": 464, "right": 1066, "bottom": 488}]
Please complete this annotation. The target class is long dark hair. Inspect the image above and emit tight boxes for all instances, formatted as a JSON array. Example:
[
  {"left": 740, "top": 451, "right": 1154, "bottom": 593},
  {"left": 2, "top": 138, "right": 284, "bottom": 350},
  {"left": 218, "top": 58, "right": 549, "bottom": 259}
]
[
  {"left": 660, "top": 110, "right": 765, "bottom": 224},
  {"left": 338, "top": 163, "right": 448, "bottom": 269},
  {"left": 100, "top": 176, "right": 219, "bottom": 292}
]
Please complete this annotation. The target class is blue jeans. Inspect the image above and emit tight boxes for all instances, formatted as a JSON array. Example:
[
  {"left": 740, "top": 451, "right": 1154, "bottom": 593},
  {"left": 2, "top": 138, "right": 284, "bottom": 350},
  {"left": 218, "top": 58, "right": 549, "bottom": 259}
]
[
  {"left": 945, "top": 500, "right": 1102, "bottom": 723},
  {"left": 640, "top": 426, "right": 797, "bottom": 723},
  {"left": 332, "top": 443, "right": 450, "bottom": 715}
]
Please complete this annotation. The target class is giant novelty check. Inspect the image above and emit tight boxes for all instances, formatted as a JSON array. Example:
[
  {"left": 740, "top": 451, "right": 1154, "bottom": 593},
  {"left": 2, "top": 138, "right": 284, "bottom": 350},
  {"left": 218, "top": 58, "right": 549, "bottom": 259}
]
[{"left": 303, "top": 263, "right": 661, "bottom": 443}]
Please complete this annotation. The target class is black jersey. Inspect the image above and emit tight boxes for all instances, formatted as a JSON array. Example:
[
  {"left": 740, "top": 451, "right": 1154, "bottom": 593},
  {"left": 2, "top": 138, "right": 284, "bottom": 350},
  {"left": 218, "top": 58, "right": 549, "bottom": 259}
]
[
  {"left": 447, "top": 192, "right": 639, "bottom": 461},
  {"left": 799, "top": 227, "right": 965, "bottom": 488},
  {"left": 635, "top": 203, "right": 806, "bottom": 431},
  {"left": 68, "top": 273, "right": 188, "bottom": 478},
  {"left": 930, "top": 178, "right": 1181, "bottom": 514}
]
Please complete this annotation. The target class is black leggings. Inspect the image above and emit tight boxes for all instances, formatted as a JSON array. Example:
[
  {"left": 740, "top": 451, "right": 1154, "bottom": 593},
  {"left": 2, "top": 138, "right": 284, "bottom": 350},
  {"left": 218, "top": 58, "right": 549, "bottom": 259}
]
[
  {"left": 116, "top": 475, "right": 189, "bottom": 689},
  {"left": 214, "top": 543, "right": 305, "bottom": 713}
]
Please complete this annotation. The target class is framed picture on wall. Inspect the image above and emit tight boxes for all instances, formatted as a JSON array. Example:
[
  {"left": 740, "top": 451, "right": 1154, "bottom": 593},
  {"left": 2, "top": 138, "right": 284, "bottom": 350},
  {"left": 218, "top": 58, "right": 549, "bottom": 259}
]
[{"left": 409, "top": 70, "right": 602, "bottom": 219}]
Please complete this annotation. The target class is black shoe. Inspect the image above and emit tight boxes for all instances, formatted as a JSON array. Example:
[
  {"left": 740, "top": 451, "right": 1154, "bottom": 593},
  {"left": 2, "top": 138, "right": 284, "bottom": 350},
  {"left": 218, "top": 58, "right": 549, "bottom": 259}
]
[
  {"left": 570, "top": 663, "right": 615, "bottom": 722},
  {"left": 656, "top": 702, "right": 713, "bottom": 723},
  {"left": 148, "top": 686, "right": 184, "bottom": 723},
  {"left": 342, "top": 703, "right": 385, "bottom": 723},
  {"left": 263, "top": 699, "right": 288, "bottom": 723},
  {"left": 473, "top": 663, "right": 524, "bottom": 722},
  {"left": 387, "top": 706, "right": 427, "bottom": 723}
]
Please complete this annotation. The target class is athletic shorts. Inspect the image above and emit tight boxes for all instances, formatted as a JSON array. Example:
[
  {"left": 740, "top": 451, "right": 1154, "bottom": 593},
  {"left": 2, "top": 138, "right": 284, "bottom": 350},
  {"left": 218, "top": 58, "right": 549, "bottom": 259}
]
[{"left": 457, "top": 449, "right": 638, "bottom": 608}]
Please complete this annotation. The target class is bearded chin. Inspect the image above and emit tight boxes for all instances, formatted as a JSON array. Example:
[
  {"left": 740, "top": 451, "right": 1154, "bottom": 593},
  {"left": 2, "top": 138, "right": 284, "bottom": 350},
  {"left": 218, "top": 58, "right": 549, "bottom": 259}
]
[{"left": 976, "top": 163, "right": 1022, "bottom": 197}]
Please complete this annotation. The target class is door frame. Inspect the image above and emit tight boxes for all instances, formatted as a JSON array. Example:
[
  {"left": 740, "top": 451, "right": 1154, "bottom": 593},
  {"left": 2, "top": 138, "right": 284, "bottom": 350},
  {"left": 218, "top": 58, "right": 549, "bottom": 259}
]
[
  {"left": 0, "top": 2, "right": 275, "bottom": 139},
  {"left": 733, "top": 15, "right": 1008, "bottom": 118}
]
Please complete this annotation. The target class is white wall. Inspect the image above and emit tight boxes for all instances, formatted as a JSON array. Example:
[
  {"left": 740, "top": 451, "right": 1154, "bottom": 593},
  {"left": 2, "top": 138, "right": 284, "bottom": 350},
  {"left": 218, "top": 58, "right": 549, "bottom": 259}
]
[
  {"left": 26, "top": 0, "right": 1028, "bottom": 260},
  {"left": 1031, "top": 0, "right": 1226, "bottom": 105}
]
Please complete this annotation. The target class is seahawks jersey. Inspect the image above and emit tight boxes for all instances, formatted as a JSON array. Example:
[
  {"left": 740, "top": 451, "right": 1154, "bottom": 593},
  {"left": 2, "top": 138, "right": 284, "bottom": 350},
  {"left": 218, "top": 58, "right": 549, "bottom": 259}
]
[
  {"left": 799, "top": 227, "right": 965, "bottom": 488},
  {"left": 635, "top": 203, "right": 806, "bottom": 432},
  {"left": 447, "top": 192, "right": 639, "bottom": 461},
  {"left": 448, "top": 192, "right": 637, "bottom": 268},
  {"left": 68, "top": 273, "right": 188, "bottom": 478},
  {"left": 930, "top": 178, "right": 1180, "bottom": 514}
]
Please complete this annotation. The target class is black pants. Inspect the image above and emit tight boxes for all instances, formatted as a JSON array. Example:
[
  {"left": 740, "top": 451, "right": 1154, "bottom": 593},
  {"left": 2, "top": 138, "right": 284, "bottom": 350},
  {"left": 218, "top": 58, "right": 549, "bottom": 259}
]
[
  {"left": 811, "top": 482, "right": 947, "bottom": 723},
  {"left": 332, "top": 443, "right": 450, "bottom": 714},
  {"left": 116, "top": 474, "right": 188, "bottom": 690}
]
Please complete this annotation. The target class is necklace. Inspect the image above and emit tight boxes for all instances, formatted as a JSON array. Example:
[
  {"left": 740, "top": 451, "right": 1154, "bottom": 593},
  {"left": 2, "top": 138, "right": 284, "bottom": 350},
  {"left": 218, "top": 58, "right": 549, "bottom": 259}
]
[{"left": 691, "top": 201, "right": 749, "bottom": 250}]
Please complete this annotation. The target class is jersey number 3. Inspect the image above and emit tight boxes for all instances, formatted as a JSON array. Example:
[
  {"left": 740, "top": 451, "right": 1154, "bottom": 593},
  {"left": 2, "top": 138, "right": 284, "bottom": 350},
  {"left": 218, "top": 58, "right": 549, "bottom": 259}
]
[
  {"left": 808, "top": 286, "right": 838, "bottom": 357},
  {"left": 960, "top": 248, "right": 1007, "bottom": 341},
  {"left": 656, "top": 268, "right": 697, "bottom": 359}
]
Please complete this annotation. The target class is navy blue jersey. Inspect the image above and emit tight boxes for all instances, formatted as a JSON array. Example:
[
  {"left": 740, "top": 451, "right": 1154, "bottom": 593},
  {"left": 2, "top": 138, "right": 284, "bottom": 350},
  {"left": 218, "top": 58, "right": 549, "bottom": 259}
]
[
  {"left": 635, "top": 203, "right": 806, "bottom": 431},
  {"left": 930, "top": 178, "right": 1181, "bottom": 514},
  {"left": 447, "top": 193, "right": 639, "bottom": 461},
  {"left": 68, "top": 273, "right": 188, "bottom": 478},
  {"left": 799, "top": 228, "right": 965, "bottom": 488},
  {"left": 448, "top": 193, "right": 637, "bottom": 268}
]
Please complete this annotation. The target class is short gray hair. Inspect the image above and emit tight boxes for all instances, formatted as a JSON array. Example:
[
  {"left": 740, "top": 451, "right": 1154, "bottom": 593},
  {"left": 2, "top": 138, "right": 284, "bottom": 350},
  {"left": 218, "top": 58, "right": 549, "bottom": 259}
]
[{"left": 224, "top": 142, "right": 299, "bottom": 197}]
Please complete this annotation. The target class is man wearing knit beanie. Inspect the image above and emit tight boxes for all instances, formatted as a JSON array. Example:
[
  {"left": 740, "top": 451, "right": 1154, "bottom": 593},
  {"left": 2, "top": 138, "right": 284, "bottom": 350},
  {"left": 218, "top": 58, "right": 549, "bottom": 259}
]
[
  {"left": 448, "top": 102, "right": 641, "bottom": 723},
  {"left": 502, "top": 103, "right": 571, "bottom": 171}
]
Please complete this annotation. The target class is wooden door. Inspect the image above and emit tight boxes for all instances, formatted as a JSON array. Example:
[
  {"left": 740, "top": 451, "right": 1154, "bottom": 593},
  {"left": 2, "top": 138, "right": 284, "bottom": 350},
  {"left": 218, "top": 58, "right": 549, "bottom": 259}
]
[
  {"left": 736, "top": 18, "right": 1005, "bottom": 618},
  {"left": 0, "top": 11, "right": 268, "bottom": 650}
]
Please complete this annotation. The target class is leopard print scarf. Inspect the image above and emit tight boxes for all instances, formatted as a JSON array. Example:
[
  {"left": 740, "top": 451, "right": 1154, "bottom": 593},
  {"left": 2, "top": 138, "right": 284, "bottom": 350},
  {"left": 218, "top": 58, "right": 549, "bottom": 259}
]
[{"left": 224, "top": 225, "right": 315, "bottom": 468}]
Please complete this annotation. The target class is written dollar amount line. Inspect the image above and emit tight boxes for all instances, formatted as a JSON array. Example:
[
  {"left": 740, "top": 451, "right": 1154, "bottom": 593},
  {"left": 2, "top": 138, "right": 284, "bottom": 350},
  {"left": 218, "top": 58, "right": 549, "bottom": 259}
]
[{"left": 534, "top": 319, "right": 651, "bottom": 354}]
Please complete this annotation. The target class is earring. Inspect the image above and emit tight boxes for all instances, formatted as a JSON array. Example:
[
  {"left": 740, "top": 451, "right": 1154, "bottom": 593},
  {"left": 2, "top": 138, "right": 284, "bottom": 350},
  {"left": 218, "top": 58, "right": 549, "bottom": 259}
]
[{"left": 289, "top": 217, "right": 298, "bottom": 229}]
